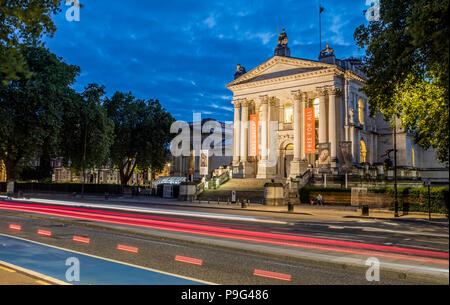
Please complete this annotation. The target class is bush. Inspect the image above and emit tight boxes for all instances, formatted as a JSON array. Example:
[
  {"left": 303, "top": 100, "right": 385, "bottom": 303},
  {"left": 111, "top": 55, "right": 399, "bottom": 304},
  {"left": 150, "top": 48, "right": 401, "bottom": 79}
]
[
  {"left": 386, "top": 187, "right": 449, "bottom": 214},
  {"left": 299, "top": 186, "right": 351, "bottom": 205}
]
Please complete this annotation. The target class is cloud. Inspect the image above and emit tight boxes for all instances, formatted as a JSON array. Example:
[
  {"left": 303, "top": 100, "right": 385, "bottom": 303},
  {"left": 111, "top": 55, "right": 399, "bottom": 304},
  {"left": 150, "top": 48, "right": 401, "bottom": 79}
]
[{"left": 46, "top": 0, "right": 367, "bottom": 123}]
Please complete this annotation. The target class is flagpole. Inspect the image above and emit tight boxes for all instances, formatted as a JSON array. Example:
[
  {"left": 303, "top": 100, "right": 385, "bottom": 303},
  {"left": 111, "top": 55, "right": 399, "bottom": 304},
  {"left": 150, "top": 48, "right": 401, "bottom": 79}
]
[{"left": 319, "top": 7, "right": 322, "bottom": 53}]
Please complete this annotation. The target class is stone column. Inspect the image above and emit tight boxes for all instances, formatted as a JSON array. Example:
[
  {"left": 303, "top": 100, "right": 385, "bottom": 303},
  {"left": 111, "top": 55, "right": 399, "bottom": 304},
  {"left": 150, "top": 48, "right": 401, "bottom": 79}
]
[
  {"left": 318, "top": 88, "right": 328, "bottom": 144},
  {"left": 240, "top": 100, "right": 249, "bottom": 163},
  {"left": 289, "top": 90, "right": 307, "bottom": 178},
  {"left": 233, "top": 101, "right": 241, "bottom": 165},
  {"left": 292, "top": 91, "right": 301, "bottom": 162},
  {"left": 328, "top": 87, "right": 341, "bottom": 168},
  {"left": 268, "top": 97, "right": 279, "bottom": 163},
  {"left": 260, "top": 98, "right": 268, "bottom": 160},
  {"left": 300, "top": 92, "right": 306, "bottom": 160}
]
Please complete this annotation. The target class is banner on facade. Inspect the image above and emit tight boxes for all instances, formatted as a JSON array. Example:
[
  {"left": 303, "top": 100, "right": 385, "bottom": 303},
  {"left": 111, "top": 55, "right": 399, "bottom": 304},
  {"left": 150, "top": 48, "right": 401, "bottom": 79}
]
[
  {"left": 199, "top": 150, "right": 209, "bottom": 176},
  {"left": 338, "top": 141, "right": 353, "bottom": 173},
  {"left": 188, "top": 149, "right": 195, "bottom": 175},
  {"left": 318, "top": 142, "right": 331, "bottom": 173},
  {"left": 304, "top": 107, "right": 315, "bottom": 154},
  {"left": 249, "top": 114, "right": 259, "bottom": 157}
]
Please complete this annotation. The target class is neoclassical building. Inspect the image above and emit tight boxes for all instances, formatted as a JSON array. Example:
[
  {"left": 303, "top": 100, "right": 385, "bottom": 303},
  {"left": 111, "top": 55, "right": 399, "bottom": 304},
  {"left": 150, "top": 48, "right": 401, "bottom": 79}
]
[{"left": 227, "top": 31, "right": 448, "bottom": 183}]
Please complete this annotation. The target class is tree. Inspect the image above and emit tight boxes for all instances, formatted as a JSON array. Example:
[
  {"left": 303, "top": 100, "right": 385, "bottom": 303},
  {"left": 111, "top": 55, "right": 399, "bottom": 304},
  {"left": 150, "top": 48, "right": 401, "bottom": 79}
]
[
  {"left": 354, "top": 0, "right": 449, "bottom": 165},
  {"left": 104, "top": 92, "right": 175, "bottom": 187},
  {"left": 0, "top": 46, "right": 80, "bottom": 181},
  {"left": 0, "top": 0, "right": 62, "bottom": 84},
  {"left": 58, "top": 84, "right": 114, "bottom": 177}
]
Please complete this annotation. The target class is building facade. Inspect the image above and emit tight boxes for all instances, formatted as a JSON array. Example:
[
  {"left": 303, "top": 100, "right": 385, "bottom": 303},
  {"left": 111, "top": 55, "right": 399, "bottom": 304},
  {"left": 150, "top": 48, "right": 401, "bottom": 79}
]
[
  {"left": 227, "top": 31, "right": 448, "bottom": 182},
  {"left": 170, "top": 119, "right": 233, "bottom": 180}
]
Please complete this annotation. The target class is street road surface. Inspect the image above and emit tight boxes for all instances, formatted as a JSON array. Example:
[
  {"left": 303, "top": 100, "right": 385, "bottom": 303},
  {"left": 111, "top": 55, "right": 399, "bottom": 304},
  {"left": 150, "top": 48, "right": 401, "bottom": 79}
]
[{"left": 0, "top": 198, "right": 448, "bottom": 285}]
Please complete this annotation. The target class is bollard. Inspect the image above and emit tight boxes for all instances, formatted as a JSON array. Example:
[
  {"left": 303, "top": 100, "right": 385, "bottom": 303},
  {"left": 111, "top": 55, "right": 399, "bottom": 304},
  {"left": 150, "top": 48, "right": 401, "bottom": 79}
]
[
  {"left": 362, "top": 205, "right": 369, "bottom": 216},
  {"left": 241, "top": 199, "right": 247, "bottom": 208},
  {"left": 288, "top": 202, "right": 294, "bottom": 213}
]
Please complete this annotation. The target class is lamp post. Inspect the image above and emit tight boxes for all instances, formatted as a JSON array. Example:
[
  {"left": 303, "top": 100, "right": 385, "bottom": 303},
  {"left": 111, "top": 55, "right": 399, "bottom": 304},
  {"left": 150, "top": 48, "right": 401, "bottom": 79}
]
[
  {"left": 393, "top": 116, "right": 399, "bottom": 217},
  {"left": 81, "top": 113, "right": 88, "bottom": 198}
]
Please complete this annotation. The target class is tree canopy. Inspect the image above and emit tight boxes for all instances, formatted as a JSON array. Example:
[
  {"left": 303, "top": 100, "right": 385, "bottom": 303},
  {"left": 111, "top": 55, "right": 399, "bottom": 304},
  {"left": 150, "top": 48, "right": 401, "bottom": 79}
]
[
  {"left": 354, "top": 0, "right": 449, "bottom": 165},
  {"left": 0, "top": 46, "right": 79, "bottom": 180},
  {"left": 0, "top": 0, "right": 62, "bottom": 84},
  {"left": 104, "top": 92, "right": 175, "bottom": 186},
  {"left": 58, "top": 84, "right": 114, "bottom": 173}
]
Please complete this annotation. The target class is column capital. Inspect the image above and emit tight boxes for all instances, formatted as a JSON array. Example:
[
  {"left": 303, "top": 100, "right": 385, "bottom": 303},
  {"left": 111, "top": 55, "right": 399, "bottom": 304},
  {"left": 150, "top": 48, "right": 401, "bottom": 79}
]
[
  {"left": 291, "top": 90, "right": 302, "bottom": 101},
  {"left": 268, "top": 96, "right": 279, "bottom": 107},
  {"left": 259, "top": 95, "right": 269, "bottom": 105},
  {"left": 317, "top": 87, "right": 328, "bottom": 97},
  {"left": 240, "top": 99, "right": 252, "bottom": 107},
  {"left": 327, "top": 86, "right": 342, "bottom": 96},
  {"left": 232, "top": 100, "right": 241, "bottom": 108}
]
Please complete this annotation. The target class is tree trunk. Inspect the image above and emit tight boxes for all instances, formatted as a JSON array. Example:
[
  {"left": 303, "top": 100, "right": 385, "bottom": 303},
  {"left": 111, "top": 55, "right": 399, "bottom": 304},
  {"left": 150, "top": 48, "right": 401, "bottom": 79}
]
[
  {"left": 119, "top": 159, "right": 137, "bottom": 187},
  {"left": 5, "top": 157, "right": 18, "bottom": 182}
]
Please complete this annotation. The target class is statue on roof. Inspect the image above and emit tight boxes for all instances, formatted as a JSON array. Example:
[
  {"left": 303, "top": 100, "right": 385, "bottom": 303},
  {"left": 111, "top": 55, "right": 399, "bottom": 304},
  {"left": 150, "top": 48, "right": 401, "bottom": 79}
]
[
  {"left": 320, "top": 43, "right": 334, "bottom": 58},
  {"left": 274, "top": 28, "right": 291, "bottom": 57},
  {"left": 278, "top": 29, "right": 289, "bottom": 46},
  {"left": 234, "top": 64, "right": 246, "bottom": 79}
]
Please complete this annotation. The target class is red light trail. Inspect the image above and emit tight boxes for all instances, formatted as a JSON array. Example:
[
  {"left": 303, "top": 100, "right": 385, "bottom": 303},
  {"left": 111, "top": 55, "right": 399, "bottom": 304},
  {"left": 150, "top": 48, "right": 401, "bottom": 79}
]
[{"left": 0, "top": 201, "right": 448, "bottom": 265}]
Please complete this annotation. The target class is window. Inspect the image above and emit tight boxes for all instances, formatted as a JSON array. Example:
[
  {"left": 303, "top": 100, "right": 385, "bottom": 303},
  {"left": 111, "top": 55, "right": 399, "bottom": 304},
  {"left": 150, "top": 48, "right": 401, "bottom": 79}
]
[
  {"left": 285, "top": 144, "right": 294, "bottom": 151},
  {"left": 284, "top": 103, "right": 293, "bottom": 123},
  {"left": 358, "top": 99, "right": 364, "bottom": 125},
  {"left": 360, "top": 140, "right": 367, "bottom": 163},
  {"left": 313, "top": 98, "right": 320, "bottom": 119}
]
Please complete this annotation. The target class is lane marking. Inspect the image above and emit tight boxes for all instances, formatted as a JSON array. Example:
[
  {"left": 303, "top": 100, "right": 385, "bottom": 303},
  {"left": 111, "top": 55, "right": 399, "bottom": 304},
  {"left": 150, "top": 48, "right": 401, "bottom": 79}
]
[
  {"left": 0, "top": 233, "right": 215, "bottom": 285},
  {"left": 9, "top": 224, "right": 21, "bottom": 231},
  {"left": 2, "top": 204, "right": 448, "bottom": 263},
  {"left": 37, "top": 229, "right": 52, "bottom": 237},
  {"left": 253, "top": 269, "right": 291, "bottom": 281},
  {"left": 1, "top": 198, "right": 287, "bottom": 224},
  {"left": 72, "top": 236, "right": 90, "bottom": 244},
  {"left": 0, "top": 259, "right": 69, "bottom": 285},
  {"left": 117, "top": 244, "right": 139, "bottom": 253},
  {"left": 328, "top": 226, "right": 345, "bottom": 229},
  {"left": 361, "top": 227, "right": 448, "bottom": 238},
  {"left": 175, "top": 255, "right": 203, "bottom": 266}
]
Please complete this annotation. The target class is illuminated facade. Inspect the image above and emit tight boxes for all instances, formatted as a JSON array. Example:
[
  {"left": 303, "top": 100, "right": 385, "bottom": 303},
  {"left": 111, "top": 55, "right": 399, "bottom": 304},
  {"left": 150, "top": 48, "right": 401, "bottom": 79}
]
[{"left": 227, "top": 31, "right": 448, "bottom": 183}]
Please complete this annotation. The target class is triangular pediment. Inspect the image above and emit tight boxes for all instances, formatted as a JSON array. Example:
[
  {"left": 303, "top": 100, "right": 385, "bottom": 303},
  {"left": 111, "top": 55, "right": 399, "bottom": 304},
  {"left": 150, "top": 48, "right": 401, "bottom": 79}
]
[{"left": 226, "top": 56, "right": 336, "bottom": 88}]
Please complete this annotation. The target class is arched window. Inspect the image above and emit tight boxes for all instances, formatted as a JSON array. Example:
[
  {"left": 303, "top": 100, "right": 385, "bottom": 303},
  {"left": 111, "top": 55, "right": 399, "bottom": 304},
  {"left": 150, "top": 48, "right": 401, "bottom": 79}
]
[
  {"left": 313, "top": 98, "right": 320, "bottom": 119},
  {"left": 360, "top": 140, "right": 367, "bottom": 163},
  {"left": 284, "top": 103, "right": 293, "bottom": 123},
  {"left": 358, "top": 99, "right": 364, "bottom": 125},
  {"left": 411, "top": 148, "right": 416, "bottom": 168},
  {"left": 285, "top": 143, "right": 294, "bottom": 151}
]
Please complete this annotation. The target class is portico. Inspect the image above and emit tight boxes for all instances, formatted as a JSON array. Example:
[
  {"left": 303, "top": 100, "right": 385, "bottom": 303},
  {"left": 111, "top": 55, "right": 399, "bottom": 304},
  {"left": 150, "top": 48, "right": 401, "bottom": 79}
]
[{"left": 227, "top": 30, "right": 447, "bottom": 182}]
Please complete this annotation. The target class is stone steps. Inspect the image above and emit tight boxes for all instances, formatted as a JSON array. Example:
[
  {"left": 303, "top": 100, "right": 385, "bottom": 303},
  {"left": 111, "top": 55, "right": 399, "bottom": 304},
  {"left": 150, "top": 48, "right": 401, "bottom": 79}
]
[{"left": 196, "top": 178, "right": 286, "bottom": 203}]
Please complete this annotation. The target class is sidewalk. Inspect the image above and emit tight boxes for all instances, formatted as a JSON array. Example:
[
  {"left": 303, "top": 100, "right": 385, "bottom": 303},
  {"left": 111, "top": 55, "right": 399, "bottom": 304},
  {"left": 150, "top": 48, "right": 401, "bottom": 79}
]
[{"left": 2, "top": 192, "right": 448, "bottom": 224}]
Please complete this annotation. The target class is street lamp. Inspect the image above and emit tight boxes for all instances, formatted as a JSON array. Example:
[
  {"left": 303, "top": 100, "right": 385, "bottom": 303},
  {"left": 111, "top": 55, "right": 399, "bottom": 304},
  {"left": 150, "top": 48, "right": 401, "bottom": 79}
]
[
  {"left": 81, "top": 112, "right": 88, "bottom": 198},
  {"left": 393, "top": 116, "right": 399, "bottom": 217}
]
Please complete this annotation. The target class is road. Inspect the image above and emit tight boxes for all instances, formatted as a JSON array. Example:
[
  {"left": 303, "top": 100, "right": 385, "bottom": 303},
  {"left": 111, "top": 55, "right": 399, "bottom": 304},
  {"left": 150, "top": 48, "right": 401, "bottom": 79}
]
[{"left": 0, "top": 197, "right": 448, "bottom": 285}]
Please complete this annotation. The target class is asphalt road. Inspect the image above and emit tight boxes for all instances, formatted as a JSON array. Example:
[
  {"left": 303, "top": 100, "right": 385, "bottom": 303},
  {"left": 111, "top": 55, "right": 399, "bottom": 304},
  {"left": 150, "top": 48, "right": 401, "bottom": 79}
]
[{"left": 0, "top": 198, "right": 448, "bottom": 285}]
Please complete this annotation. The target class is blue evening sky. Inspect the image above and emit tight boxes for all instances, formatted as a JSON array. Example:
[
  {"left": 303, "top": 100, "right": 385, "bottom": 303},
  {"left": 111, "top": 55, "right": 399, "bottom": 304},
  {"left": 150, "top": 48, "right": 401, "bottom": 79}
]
[{"left": 45, "top": 0, "right": 369, "bottom": 122}]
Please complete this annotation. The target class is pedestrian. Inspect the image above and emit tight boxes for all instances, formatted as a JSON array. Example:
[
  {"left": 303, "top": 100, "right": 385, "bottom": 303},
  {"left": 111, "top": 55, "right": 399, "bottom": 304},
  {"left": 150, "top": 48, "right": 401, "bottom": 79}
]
[{"left": 316, "top": 194, "right": 324, "bottom": 206}]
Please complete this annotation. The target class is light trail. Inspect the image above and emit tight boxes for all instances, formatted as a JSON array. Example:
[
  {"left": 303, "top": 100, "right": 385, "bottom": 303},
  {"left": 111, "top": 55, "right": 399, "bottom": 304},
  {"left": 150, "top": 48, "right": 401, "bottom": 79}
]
[{"left": 0, "top": 201, "right": 448, "bottom": 265}]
